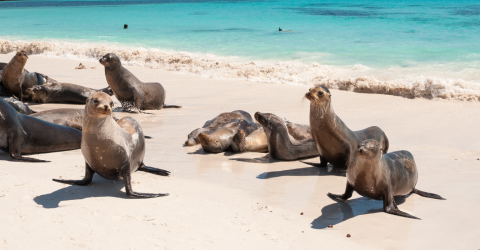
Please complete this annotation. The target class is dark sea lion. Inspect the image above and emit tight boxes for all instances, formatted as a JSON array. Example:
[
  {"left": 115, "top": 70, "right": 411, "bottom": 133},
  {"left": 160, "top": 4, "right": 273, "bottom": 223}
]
[
  {"left": 26, "top": 82, "right": 112, "bottom": 104},
  {"left": 53, "top": 92, "right": 170, "bottom": 198},
  {"left": 1, "top": 51, "right": 45, "bottom": 101},
  {"left": 0, "top": 99, "right": 81, "bottom": 162},
  {"left": 185, "top": 110, "right": 253, "bottom": 146},
  {"left": 1, "top": 97, "right": 35, "bottom": 115},
  {"left": 253, "top": 112, "right": 319, "bottom": 160},
  {"left": 328, "top": 139, "right": 445, "bottom": 219},
  {"left": 231, "top": 126, "right": 268, "bottom": 153},
  {"left": 305, "top": 85, "right": 389, "bottom": 169},
  {"left": 31, "top": 109, "right": 84, "bottom": 131},
  {"left": 198, "top": 120, "right": 261, "bottom": 153},
  {"left": 0, "top": 84, "right": 13, "bottom": 97},
  {"left": 99, "top": 53, "right": 181, "bottom": 112}
]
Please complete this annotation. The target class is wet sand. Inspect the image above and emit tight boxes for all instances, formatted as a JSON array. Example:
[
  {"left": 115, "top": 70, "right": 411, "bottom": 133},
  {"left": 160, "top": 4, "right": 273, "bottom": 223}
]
[{"left": 1, "top": 54, "right": 479, "bottom": 249}]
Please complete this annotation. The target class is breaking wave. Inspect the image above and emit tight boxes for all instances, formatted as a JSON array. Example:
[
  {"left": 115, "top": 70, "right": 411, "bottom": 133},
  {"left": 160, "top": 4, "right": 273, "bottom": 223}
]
[{"left": 1, "top": 39, "right": 480, "bottom": 101}]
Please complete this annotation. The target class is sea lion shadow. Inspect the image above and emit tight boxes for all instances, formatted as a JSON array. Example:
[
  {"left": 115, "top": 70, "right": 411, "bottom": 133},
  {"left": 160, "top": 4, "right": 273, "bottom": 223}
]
[
  {"left": 257, "top": 165, "right": 345, "bottom": 179},
  {"left": 311, "top": 196, "right": 407, "bottom": 229},
  {"left": 34, "top": 176, "right": 127, "bottom": 209}
]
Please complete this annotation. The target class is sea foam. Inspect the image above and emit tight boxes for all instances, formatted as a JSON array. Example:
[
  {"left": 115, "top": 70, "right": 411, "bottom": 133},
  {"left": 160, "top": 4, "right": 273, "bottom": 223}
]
[{"left": 1, "top": 39, "right": 480, "bottom": 101}]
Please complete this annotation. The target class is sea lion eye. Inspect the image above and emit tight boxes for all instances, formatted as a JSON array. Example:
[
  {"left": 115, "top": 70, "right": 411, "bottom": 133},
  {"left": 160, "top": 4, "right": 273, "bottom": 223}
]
[
  {"left": 93, "top": 99, "right": 99, "bottom": 104},
  {"left": 318, "top": 91, "right": 324, "bottom": 96},
  {"left": 110, "top": 102, "right": 114, "bottom": 107}
]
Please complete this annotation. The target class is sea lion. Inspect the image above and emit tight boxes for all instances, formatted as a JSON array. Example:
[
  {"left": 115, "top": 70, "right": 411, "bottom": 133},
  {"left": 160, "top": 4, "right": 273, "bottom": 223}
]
[
  {"left": 1, "top": 51, "right": 45, "bottom": 101},
  {"left": 53, "top": 92, "right": 170, "bottom": 198},
  {"left": 198, "top": 120, "right": 261, "bottom": 153},
  {"left": 26, "top": 82, "right": 112, "bottom": 104},
  {"left": 31, "top": 109, "right": 84, "bottom": 131},
  {"left": 185, "top": 110, "right": 253, "bottom": 146},
  {"left": 253, "top": 112, "right": 319, "bottom": 160},
  {"left": 0, "top": 84, "right": 13, "bottom": 97},
  {"left": 1, "top": 97, "right": 35, "bottom": 115},
  {"left": 0, "top": 98, "right": 81, "bottom": 162},
  {"left": 99, "top": 53, "right": 181, "bottom": 112},
  {"left": 328, "top": 139, "right": 445, "bottom": 219},
  {"left": 305, "top": 85, "right": 389, "bottom": 169},
  {"left": 231, "top": 126, "right": 268, "bottom": 153}
]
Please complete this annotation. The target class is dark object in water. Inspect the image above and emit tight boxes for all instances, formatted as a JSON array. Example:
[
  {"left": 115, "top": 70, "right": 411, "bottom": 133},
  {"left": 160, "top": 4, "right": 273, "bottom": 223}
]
[{"left": 124, "top": 24, "right": 128, "bottom": 29}]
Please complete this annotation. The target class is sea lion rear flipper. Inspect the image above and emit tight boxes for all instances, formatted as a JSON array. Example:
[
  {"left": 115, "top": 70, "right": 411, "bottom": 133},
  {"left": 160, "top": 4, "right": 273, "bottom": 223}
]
[
  {"left": 137, "top": 164, "right": 170, "bottom": 176},
  {"left": 122, "top": 170, "right": 169, "bottom": 198},
  {"left": 162, "top": 104, "right": 182, "bottom": 109},
  {"left": 412, "top": 189, "right": 445, "bottom": 200},
  {"left": 52, "top": 163, "right": 95, "bottom": 185}
]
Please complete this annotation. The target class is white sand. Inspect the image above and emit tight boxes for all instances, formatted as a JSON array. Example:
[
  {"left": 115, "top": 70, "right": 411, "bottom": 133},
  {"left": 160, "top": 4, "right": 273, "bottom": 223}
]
[{"left": 1, "top": 54, "right": 479, "bottom": 249}]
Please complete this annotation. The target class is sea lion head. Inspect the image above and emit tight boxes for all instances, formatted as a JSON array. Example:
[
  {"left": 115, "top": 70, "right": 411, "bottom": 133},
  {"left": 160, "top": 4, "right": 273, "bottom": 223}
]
[
  {"left": 26, "top": 85, "right": 48, "bottom": 103},
  {"left": 86, "top": 92, "right": 114, "bottom": 117},
  {"left": 197, "top": 132, "right": 223, "bottom": 153},
  {"left": 357, "top": 139, "right": 382, "bottom": 159},
  {"left": 254, "top": 112, "right": 284, "bottom": 128},
  {"left": 14, "top": 50, "right": 29, "bottom": 63},
  {"left": 305, "top": 85, "right": 331, "bottom": 105},
  {"left": 99, "top": 53, "right": 121, "bottom": 68}
]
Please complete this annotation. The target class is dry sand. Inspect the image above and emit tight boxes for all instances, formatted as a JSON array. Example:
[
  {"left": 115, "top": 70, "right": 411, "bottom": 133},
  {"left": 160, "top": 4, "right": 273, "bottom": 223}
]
[{"left": 1, "top": 54, "right": 479, "bottom": 250}]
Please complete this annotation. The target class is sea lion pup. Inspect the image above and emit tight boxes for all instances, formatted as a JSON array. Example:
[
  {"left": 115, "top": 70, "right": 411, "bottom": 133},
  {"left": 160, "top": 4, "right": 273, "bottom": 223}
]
[
  {"left": 198, "top": 120, "right": 261, "bottom": 153},
  {"left": 26, "top": 82, "right": 113, "bottom": 104},
  {"left": 185, "top": 110, "right": 253, "bottom": 146},
  {"left": 1, "top": 97, "right": 35, "bottom": 115},
  {"left": 0, "top": 99, "right": 81, "bottom": 162},
  {"left": 53, "top": 92, "right": 170, "bottom": 198},
  {"left": 31, "top": 109, "right": 84, "bottom": 131},
  {"left": 231, "top": 126, "right": 268, "bottom": 153},
  {"left": 252, "top": 112, "right": 319, "bottom": 160},
  {"left": 1, "top": 51, "right": 45, "bottom": 101},
  {"left": 99, "top": 53, "right": 181, "bottom": 112},
  {"left": 305, "top": 85, "right": 389, "bottom": 169},
  {"left": 328, "top": 139, "right": 445, "bottom": 219}
]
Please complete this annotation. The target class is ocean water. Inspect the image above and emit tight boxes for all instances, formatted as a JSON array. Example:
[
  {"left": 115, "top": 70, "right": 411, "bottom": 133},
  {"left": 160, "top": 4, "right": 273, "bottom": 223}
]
[{"left": 1, "top": 0, "right": 480, "bottom": 100}]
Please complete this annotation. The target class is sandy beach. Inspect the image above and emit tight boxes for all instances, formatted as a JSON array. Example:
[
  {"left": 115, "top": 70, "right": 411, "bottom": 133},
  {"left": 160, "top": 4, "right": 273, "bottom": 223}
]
[{"left": 1, "top": 54, "right": 479, "bottom": 249}]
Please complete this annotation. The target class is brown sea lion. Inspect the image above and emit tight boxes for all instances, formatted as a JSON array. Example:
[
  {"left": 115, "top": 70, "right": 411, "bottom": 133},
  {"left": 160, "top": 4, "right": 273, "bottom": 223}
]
[
  {"left": 185, "top": 110, "right": 253, "bottom": 146},
  {"left": 328, "top": 139, "right": 445, "bottom": 219},
  {"left": 99, "top": 53, "right": 181, "bottom": 112},
  {"left": 53, "top": 92, "right": 170, "bottom": 198},
  {"left": 198, "top": 120, "right": 261, "bottom": 153},
  {"left": 1, "top": 51, "right": 45, "bottom": 101},
  {"left": 26, "top": 82, "right": 112, "bottom": 104},
  {"left": 0, "top": 98, "right": 81, "bottom": 162},
  {"left": 252, "top": 112, "right": 319, "bottom": 160},
  {"left": 305, "top": 85, "right": 389, "bottom": 169},
  {"left": 231, "top": 127, "right": 268, "bottom": 153},
  {"left": 31, "top": 109, "right": 84, "bottom": 131}
]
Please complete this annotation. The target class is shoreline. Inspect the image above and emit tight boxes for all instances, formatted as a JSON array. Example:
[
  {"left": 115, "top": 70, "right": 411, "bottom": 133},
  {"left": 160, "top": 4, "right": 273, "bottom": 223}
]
[
  {"left": 2, "top": 39, "right": 480, "bottom": 102},
  {"left": 1, "top": 54, "right": 480, "bottom": 249}
]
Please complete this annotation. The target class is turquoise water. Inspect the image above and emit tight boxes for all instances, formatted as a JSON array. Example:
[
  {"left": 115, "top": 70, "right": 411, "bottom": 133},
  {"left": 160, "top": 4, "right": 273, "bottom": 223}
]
[
  {"left": 1, "top": 0, "right": 480, "bottom": 99},
  {"left": 1, "top": 0, "right": 480, "bottom": 67}
]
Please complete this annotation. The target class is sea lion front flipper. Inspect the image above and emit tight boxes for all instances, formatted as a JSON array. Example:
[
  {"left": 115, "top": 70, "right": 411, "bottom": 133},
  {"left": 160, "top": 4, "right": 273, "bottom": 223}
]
[
  {"left": 412, "top": 189, "right": 445, "bottom": 200},
  {"left": 383, "top": 194, "right": 420, "bottom": 220},
  {"left": 327, "top": 182, "right": 354, "bottom": 201},
  {"left": 8, "top": 135, "right": 49, "bottom": 162},
  {"left": 52, "top": 162, "right": 95, "bottom": 185},
  {"left": 162, "top": 104, "right": 182, "bottom": 109},
  {"left": 137, "top": 164, "right": 170, "bottom": 176},
  {"left": 122, "top": 170, "right": 169, "bottom": 198},
  {"left": 319, "top": 156, "right": 328, "bottom": 168}
]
